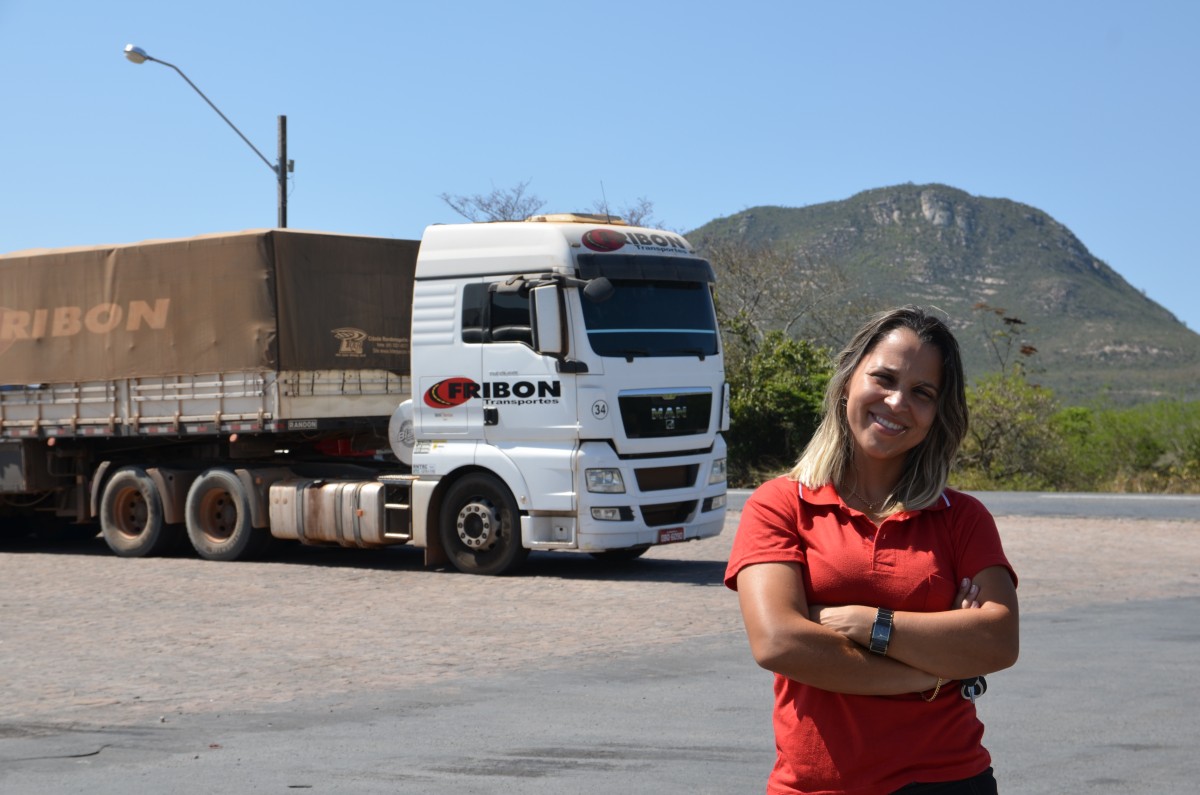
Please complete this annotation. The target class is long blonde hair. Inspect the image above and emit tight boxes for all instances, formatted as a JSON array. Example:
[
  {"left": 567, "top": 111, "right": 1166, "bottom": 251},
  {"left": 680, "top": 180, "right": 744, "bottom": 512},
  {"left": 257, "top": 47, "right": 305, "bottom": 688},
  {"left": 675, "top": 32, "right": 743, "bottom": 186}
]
[{"left": 789, "top": 306, "right": 968, "bottom": 512}]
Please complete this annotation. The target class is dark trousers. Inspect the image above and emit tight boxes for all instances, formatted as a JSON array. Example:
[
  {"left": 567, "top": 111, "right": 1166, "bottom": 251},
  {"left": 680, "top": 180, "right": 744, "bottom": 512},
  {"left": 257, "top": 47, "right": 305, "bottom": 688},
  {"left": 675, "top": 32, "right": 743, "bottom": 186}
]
[{"left": 893, "top": 767, "right": 997, "bottom": 794}]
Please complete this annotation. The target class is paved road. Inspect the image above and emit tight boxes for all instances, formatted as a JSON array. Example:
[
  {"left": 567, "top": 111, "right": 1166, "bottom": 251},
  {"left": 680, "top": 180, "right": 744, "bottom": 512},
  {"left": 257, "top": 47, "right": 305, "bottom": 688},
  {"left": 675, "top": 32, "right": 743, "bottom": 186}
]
[
  {"left": 2, "top": 509, "right": 1198, "bottom": 794},
  {"left": 728, "top": 488, "right": 1200, "bottom": 520},
  {"left": 968, "top": 490, "right": 1200, "bottom": 520}
]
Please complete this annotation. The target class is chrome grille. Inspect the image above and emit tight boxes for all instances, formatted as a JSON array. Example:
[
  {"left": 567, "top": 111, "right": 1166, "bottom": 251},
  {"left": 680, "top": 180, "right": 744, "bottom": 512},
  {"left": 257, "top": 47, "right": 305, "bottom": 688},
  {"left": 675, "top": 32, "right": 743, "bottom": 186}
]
[{"left": 618, "top": 391, "right": 711, "bottom": 438}]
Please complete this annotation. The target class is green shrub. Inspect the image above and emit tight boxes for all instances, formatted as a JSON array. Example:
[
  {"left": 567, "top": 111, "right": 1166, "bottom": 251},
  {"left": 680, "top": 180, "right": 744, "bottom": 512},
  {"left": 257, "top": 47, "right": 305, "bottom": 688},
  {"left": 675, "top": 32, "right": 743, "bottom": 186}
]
[
  {"left": 726, "top": 332, "right": 831, "bottom": 487},
  {"left": 956, "top": 388, "right": 1200, "bottom": 493},
  {"left": 955, "top": 371, "right": 1067, "bottom": 490},
  {"left": 1071, "top": 400, "right": 1200, "bottom": 492}
]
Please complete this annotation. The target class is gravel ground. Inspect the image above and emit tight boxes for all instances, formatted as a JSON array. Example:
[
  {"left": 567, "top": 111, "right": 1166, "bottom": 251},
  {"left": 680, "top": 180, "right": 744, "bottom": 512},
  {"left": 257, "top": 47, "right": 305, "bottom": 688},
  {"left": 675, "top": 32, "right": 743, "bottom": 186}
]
[{"left": 2, "top": 511, "right": 1197, "bottom": 731}]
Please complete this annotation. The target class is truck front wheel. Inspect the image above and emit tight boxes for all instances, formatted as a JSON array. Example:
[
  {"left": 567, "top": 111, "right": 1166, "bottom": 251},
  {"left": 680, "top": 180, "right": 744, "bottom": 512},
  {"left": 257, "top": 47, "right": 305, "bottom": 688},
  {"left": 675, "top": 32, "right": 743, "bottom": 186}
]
[
  {"left": 185, "top": 469, "right": 271, "bottom": 561},
  {"left": 100, "top": 467, "right": 184, "bottom": 557},
  {"left": 439, "top": 474, "right": 528, "bottom": 576}
]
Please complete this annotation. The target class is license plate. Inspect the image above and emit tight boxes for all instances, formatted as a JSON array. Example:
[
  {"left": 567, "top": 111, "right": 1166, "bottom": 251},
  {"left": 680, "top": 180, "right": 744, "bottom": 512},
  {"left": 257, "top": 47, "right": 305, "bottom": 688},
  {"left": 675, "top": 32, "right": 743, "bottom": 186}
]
[{"left": 657, "top": 527, "right": 685, "bottom": 544}]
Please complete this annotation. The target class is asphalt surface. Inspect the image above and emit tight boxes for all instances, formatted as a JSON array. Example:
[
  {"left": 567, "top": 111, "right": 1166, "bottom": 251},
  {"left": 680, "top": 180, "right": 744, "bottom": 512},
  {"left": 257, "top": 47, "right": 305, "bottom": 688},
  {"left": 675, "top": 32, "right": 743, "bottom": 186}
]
[
  {"left": 2, "top": 509, "right": 1198, "bottom": 794},
  {"left": 727, "top": 489, "right": 1200, "bottom": 521}
]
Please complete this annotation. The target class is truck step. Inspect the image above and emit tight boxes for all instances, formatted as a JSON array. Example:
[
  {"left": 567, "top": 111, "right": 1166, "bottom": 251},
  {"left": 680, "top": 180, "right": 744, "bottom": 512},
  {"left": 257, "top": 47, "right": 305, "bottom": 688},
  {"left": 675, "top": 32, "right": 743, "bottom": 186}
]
[
  {"left": 380, "top": 475, "right": 414, "bottom": 540},
  {"left": 377, "top": 473, "right": 419, "bottom": 484}
]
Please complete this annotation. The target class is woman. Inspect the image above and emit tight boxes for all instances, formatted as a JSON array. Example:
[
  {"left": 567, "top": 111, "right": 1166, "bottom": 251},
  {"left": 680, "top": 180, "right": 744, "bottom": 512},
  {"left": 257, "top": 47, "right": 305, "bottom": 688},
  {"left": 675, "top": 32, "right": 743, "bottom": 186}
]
[{"left": 726, "top": 306, "right": 1019, "bottom": 794}]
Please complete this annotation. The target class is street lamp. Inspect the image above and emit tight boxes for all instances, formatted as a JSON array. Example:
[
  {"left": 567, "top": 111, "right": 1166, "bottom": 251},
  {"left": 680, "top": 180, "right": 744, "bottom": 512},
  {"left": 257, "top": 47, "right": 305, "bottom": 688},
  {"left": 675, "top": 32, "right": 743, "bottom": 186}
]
[{"left": 123, "top": 44, "right": 293, "bottom": 228}]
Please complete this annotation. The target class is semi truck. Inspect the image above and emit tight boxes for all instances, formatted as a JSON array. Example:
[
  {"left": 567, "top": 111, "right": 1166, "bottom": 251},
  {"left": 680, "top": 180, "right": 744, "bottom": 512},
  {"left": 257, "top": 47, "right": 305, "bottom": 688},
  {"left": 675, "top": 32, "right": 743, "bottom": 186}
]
[{"left": 0, "top": 216, "right": 728, "bottom": 574}]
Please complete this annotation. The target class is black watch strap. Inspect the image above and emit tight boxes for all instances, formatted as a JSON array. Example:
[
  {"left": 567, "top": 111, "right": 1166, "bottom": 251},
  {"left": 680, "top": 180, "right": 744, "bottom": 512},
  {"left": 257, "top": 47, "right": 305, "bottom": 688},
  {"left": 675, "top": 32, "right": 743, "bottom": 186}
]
[{"left": 869, "top": 607, "right": 894, "bottom": 655}]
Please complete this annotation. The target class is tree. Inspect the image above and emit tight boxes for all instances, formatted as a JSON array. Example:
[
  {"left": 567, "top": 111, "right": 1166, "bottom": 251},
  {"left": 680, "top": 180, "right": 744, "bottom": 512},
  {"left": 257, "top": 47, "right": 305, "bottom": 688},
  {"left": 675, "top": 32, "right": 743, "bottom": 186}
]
[
  {"left": 957, "top": 371, "right": 1065, "bottom": 489},
  {"left": 972, "top": 302, "right": 1039, "bottom": 374},
  {"left": 955, "top": 304, "right": 1063, "bottom": 489},
  {"left": 588, "top": 196, "right": 661, "bottom": 228},
  {"left": 701, "top": 236, "right": 874, "bottom": 359},
  {"left": 439, "top": 180, "right": 546, "bottom": 222},
  {"left": 726, "top": 331, "right": 832, "bottom": 486},
  {"left": 439, "top": 181, "right": 662, "bottom": 228}
]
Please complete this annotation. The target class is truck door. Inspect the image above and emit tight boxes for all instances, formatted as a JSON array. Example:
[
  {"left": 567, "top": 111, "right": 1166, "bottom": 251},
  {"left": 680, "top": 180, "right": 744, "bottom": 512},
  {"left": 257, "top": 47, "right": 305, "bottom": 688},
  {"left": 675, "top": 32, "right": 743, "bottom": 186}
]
[
  {"left": 414, "top": 279, "right": 485, "bottom": 441},
  {"left": 468, "top": 282, "right": 573, "bottom": 445}
]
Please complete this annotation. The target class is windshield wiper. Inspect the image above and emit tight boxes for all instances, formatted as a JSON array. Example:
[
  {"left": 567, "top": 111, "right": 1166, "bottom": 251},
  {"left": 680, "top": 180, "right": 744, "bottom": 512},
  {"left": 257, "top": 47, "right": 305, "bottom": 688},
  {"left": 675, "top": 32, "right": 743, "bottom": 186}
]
[
  {"left": 662, "top": 348, "right": 709, "bottom": 360},
  {"left": 612, "top": 347, "right": 710, "bottom": 362}
]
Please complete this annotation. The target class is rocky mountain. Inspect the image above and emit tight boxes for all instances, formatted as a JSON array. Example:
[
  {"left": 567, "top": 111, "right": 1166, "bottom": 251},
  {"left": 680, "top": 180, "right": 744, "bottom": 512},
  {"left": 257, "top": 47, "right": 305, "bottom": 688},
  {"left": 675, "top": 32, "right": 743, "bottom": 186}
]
[{"left": 688, "top": 184, "right": 1200, "bottom": 405}]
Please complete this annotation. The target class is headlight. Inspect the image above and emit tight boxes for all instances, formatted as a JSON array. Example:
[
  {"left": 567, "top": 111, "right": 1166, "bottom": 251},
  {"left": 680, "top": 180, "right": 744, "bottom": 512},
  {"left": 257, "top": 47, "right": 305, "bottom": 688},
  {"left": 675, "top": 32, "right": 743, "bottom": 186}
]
[
  {"left": 585, "top": 468, "right": 626, "bottom": 493},
  {"left": 708, "top": 458, "right": 727, "bottom": 484}
]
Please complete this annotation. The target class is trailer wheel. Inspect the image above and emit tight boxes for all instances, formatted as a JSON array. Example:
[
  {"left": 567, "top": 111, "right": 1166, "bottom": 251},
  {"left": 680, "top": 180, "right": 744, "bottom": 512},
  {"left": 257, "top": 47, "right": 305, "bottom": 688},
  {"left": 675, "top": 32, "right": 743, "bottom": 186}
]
[
  {"left": 100, "top": 467, "right": 185, "bottom": 557},
  {"left": 439, "top": 474, "right": 528, "bottom": 576},
  {"left": 185, "top": 469, "right": 270, "bottom": 561}
]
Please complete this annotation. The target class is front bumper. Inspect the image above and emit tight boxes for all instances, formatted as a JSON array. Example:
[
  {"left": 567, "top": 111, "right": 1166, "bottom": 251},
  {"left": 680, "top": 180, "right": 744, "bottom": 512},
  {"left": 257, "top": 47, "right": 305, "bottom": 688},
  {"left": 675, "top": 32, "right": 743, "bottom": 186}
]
[{"left": 522, "top": 438, "right": 727, "bottom": 552}]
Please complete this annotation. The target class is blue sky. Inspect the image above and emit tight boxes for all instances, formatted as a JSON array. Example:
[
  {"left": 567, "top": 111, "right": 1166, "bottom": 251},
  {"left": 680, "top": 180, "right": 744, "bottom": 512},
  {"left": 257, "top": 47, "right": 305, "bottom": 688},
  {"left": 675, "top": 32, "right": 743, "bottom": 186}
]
[{"left": 2, "top": 1, "right": 1197, "bottom": 331}]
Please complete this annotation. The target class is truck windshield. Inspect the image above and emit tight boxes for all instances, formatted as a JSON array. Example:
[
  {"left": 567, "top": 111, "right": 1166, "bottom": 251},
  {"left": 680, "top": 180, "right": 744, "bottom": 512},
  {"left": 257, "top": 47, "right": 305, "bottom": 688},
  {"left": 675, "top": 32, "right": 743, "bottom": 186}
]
[{"left": 579, "top": 280, "right": 719, "bottom": 359}]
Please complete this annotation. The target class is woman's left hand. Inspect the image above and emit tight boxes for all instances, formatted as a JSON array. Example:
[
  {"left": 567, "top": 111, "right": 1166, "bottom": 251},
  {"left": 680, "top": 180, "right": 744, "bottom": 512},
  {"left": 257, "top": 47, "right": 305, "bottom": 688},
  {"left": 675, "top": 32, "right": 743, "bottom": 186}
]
[{"left": 812, "top": 578, "right": 984, "bottom": 651}]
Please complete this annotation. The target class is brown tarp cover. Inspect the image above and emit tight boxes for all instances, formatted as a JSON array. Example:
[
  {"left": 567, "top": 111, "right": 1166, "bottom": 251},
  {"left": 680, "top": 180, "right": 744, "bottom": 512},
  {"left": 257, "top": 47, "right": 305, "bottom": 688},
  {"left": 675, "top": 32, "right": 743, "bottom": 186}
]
[{"left": 0, "top": 230, "right": 418, "bottom": 384}]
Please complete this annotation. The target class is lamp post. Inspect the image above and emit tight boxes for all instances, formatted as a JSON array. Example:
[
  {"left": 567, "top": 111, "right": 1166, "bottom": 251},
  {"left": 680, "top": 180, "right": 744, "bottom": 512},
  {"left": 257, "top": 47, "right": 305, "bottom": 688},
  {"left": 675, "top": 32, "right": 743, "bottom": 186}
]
[{"left": 123, "top": 44, "right": 292, "bottom": 228}]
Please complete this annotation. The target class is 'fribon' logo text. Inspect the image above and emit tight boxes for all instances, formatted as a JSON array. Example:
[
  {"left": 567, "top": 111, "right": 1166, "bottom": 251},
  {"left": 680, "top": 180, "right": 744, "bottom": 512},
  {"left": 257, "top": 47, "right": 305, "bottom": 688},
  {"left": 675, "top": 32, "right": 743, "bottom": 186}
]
[
  {"left": 424, "top": 377, "right": 562, "bottom": 408},
  {"left": 581, "top": 229, "right": 689, "bottom": 253},
  {"left": 0, "top": 300, "right": 170, "bottom": 355}
]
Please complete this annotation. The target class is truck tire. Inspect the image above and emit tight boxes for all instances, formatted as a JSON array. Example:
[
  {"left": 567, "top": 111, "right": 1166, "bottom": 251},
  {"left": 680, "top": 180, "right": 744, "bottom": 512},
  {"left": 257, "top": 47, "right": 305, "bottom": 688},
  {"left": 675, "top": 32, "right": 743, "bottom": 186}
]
[
  {"left": 185, "top": 468, "right": 271, "bottom": 561},
  {"left": 100, "top": 467, "right": 185, "bottom": 557},
  {"left": 439, "top": 474, "right": 529, "bottom": 576}
]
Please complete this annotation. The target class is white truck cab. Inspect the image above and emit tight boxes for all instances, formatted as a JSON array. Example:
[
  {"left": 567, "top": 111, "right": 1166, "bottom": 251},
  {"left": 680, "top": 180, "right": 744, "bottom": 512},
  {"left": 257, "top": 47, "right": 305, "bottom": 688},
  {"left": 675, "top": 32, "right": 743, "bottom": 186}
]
[{"left": 398, "top": 215, "right": 728, "bottom": 574}]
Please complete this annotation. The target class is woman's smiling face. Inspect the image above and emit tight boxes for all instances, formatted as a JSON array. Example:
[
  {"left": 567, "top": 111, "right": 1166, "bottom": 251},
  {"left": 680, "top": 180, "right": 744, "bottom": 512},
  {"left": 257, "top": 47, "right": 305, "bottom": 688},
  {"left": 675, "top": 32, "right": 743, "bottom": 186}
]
[{"left": 843, "top": 327, "right": 944, "bottom": 465}]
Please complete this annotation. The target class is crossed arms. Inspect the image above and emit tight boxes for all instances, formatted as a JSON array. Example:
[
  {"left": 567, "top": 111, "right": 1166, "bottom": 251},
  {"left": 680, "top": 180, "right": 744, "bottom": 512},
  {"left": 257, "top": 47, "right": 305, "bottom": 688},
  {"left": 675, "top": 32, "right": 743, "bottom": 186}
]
[{"left": 734, "top": 562, "right": 1019, "bottom": 696}]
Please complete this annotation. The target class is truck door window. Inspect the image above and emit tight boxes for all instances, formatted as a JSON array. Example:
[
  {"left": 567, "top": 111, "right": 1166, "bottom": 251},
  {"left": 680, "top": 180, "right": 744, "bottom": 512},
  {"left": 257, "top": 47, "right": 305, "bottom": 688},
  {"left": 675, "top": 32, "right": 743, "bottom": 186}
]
[{"left": 462, "top": 283, "right": 533, "bottom": 345}]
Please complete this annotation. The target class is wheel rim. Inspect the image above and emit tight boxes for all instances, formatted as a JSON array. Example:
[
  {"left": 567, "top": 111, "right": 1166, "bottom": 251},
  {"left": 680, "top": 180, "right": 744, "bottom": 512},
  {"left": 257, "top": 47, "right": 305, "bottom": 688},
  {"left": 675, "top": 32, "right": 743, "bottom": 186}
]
[
  {"left": 112, "top": 488, "right": 149, "bottom": 539},
  {"left": 454, "top": 497, "right": 500, "bottom": 551},
  {"left": 196, "top": 489, "right": 237, "bottom": 543}
]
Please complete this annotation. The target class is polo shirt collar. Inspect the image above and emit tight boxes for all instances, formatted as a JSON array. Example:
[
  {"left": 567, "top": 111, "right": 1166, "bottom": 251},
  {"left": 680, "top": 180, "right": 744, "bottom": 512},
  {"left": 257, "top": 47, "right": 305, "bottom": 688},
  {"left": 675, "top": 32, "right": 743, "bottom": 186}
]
[
  {"left": 798, "top": 482, "right": 954, "bottom": 513},
  {"left": 800, "top": 482, "right": 843, "bottom": 507}
]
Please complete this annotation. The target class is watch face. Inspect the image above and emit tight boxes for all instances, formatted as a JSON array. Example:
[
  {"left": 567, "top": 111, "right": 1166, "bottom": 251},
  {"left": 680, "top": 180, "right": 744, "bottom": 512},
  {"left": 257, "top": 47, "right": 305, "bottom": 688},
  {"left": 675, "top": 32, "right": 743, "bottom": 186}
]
[{"left": 870, "top": 610, "right": 892, "bottom": 654}]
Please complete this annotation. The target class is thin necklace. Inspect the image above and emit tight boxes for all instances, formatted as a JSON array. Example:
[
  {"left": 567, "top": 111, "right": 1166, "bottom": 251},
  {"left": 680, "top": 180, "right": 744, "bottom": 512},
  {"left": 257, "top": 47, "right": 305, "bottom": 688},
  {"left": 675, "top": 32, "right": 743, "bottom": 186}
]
[{"left": 844, "top": 481, "right": 885, "bottom": 512}]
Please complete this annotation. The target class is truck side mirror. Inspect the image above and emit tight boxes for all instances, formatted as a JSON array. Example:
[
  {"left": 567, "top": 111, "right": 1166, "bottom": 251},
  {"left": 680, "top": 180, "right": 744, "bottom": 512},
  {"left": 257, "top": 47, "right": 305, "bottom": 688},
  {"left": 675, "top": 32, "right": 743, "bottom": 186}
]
[
  {"left": 531, "top": 284, "right": 565, "bottom": 355},
  {"left": 583, "top": 276, "right": 613, "bottom": 303}
]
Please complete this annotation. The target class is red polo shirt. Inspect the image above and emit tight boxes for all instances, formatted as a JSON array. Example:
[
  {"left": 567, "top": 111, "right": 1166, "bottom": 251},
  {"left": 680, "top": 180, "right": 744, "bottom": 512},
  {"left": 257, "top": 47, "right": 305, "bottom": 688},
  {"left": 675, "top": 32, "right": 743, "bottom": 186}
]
[{"left": 725, "top": 476, "right": 1016, "bottom": 795}]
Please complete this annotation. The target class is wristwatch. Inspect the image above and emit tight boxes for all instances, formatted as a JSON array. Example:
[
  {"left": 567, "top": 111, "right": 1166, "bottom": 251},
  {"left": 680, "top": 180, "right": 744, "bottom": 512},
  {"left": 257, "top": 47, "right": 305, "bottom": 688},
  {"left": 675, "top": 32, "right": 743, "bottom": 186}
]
[{"left": 869, "top": 607, "right": 894, "bottom": 655}]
